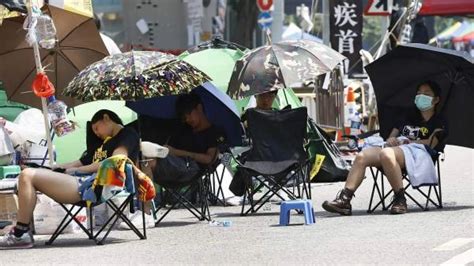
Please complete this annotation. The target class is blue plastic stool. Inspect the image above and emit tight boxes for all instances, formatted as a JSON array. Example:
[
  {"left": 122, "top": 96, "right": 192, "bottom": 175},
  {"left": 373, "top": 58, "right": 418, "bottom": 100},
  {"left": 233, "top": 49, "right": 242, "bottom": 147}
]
[{"left": 279, "top": 199, "right": 315, "bottom": 225}]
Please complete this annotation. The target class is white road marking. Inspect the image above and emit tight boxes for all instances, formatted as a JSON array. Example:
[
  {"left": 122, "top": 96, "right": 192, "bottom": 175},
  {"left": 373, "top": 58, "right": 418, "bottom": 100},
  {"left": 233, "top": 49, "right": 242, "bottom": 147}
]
[
  {"left": 433, "top": 238, "right": 474, "bottom": 251},
  {"left": 440, "top": 248, "right": 474, "bottom": 266}
]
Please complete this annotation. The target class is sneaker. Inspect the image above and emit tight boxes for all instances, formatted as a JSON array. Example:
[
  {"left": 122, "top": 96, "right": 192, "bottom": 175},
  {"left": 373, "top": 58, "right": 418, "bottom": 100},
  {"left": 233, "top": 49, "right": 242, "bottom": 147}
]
[
  {"left": 390, "top": 191, "right": 407, "bottom": 214},
  {"left": 0, "top": 230, "right": 34, "bottom": 249},
  {"left": 118, "top": 210, "right": 155, "bottom": 230},
  {"left": 322, "top": 188, "right": 354, "bottom": 215}
]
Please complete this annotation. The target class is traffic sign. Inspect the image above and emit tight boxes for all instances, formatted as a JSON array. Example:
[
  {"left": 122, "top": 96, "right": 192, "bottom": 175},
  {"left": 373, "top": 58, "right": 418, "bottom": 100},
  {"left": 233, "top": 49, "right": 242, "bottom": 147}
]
[
  {"left": 257, "top": 11, "right": 273, "bottom": 30},
  {"left": 257, "top": 0, "right": 273, "bottom": 11},
  {"left": 364, "top": 0, "right": 393, "bottom": 16}
]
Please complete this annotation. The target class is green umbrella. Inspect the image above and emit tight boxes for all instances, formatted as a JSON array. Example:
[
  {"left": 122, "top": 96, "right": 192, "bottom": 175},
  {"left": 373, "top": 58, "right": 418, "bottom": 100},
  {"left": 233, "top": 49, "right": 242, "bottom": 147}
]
[{"left": 53, "top": 100, "right": 137, "bottom": 163}]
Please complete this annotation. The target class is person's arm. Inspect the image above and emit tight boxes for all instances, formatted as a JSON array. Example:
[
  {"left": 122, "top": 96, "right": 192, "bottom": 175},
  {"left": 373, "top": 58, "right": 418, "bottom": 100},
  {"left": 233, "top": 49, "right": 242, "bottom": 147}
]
[
  {"left": 55, "top": 160, "right": 83, "bottom": 169},
  {"left": 411, "top": 128, "right": 443, "bottom": 148},
  {"left": 66, "top": 145, "right": 130, "bottom": 174},
  {"left": 385, "top": 128, "right": 400, "bottom": 147},
  {"left": 166, "top": 145, "right": 218, "bottom": 165}
]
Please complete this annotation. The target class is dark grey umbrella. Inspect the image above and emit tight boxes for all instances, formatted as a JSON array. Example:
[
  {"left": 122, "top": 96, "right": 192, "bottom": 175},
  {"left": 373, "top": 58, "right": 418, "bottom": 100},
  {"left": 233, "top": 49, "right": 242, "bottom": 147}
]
[{"left": 365, "top": 43, "right": 474, "bottom": 148}]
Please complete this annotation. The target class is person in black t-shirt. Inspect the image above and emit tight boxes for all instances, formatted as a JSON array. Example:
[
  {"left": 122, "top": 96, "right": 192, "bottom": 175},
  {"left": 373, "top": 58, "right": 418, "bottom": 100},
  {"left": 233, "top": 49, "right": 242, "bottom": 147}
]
[
  {"left": 322, "top": 81, "right": 447, "bottom": 216},
  {"left": 0, "top": 110, "right": 139, "bottom": 249},
  {"left": 147, "top": 93, "right": 223, "bottom": 185}
]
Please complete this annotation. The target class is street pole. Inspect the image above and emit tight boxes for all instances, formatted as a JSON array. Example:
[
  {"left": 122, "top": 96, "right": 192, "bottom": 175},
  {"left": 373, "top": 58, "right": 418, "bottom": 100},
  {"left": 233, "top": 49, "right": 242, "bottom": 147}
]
[
  {"left": 26, "top": 0, "right": 55, "bottom": 167},
  {"left": 271, "top": 0, "right": 284, "bottom": 43},
  {"left": 322, "top": 0, "right": 330, "bottom": 46}
]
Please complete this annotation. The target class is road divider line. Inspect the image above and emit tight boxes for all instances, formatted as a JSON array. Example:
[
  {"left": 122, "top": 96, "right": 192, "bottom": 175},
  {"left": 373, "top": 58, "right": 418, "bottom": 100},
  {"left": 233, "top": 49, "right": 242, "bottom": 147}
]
[
  {"left": 440, "top": 248, "right": 474, "bottom": 265},
  {"left": 433, "top": 238, "right": 474, "bottom": 251}
]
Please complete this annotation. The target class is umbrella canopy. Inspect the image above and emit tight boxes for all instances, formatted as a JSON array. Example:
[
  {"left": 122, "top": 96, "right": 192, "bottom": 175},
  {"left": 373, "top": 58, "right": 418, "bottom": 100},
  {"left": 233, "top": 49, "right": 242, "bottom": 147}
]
[
  {"left": 365, "top": 43, "right": 474, "bottom": 149},
  {"left": 227, "top": 39, "right": 345, "bottom": 99},
  {"left": 0, "top": 4, "right": 109, "bottom": 108},
  {"left": 437, "top": 21, "right": 474, "bottom": 42},
  {"left": 126, "top": 82, "right": 243, "bottom": 147},
  {"left": 0, "top": 0, "right": 25, "bottom": 13},
  {"left": 63, "top": 51, "right": 210, "bottom": 102}
]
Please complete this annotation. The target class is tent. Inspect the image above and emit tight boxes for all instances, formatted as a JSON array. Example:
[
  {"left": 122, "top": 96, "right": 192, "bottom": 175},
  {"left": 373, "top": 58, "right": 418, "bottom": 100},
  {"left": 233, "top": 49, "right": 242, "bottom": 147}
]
[
  {"left": 437, "top": 21, "right": 474, "bottom": 42},
  {"left": 53, "top": 101, "right": 137, "bottom": 163},
  {"left": 282, "top": 23, "right": 322, "bottom": 43},
  {"left": 419, "top": 0, "right": 474, "bottom": 16}
]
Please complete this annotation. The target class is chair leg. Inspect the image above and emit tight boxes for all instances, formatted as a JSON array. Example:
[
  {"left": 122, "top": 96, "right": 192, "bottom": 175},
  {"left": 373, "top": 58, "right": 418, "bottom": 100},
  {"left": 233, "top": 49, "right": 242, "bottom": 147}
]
[{"left": 46, "top": 205, "right": 87, "bottom": 245}]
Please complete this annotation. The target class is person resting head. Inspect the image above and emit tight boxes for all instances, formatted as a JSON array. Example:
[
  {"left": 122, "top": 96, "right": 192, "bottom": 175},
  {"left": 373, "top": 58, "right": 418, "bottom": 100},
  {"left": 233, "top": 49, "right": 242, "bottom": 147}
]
[{"left": 0, "top": 109, "right": 140, "bottom": 249}]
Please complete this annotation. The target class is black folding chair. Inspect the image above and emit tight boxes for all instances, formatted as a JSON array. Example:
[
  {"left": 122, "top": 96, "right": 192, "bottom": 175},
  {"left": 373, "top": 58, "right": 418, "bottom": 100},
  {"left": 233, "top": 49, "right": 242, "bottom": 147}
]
[
  {"left": 365, "top": 130, "right": 447, "bottom": 213},
  {"left": 235, "top": 108, "right": 311, "bottom": 216},
  {"left": 367, "top": 152, "right": 444, "bottom": 213},
  {"left": 46, "top": 164, "right": 146, "bottom": 245},
  {"left": 207, "top": 157, "right": 227, "bottom": 206},
  {"left": 153, "top": 164, "right": 215, "bottom": 225}
]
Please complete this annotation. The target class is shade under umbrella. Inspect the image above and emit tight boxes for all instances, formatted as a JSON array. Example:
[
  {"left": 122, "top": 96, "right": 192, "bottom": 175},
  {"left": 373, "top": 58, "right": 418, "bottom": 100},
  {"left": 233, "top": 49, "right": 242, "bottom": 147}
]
[
  {"left": 228, "top": 39, "right": 346, "bottom": 99},
  {"left": 126, "top": 82, "right": 243, "bottom": 146},
  {"left": 0, "top": 5, "right": 109, "bottom": 108},
  {"left": 63, "top": 51, "right": 210, "bottom": 102},
  {"left": 365, "top": 43, "right": 474, "bottom": 148}
]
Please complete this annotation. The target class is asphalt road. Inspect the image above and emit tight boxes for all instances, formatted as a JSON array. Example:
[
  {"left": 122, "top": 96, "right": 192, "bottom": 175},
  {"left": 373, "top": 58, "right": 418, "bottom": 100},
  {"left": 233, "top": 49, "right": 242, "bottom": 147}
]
[{"left": 2, "top": 145, "right": 473, "bottom": 265}]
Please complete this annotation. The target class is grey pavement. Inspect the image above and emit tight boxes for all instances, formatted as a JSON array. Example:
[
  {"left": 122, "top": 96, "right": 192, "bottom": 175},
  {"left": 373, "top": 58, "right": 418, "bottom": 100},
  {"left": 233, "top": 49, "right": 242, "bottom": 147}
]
[{"left": 2, "top": 145, "right": 473, "bottom": 265}]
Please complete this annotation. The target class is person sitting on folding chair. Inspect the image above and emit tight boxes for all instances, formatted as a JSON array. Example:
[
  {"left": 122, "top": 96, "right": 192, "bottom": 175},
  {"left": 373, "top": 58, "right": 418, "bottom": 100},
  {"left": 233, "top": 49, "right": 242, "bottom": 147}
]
[
  {"left": 0, "top": 109, "right": 140, "bottom": 249},
  {"left": 322, "top": 81, "right": 447, "bottom": 215},
  {"left": 147, "top": 92, "right": 221, "bottom": 189},
  {"left": 229, "top": 90, "right": 279, "bottom": 197}
]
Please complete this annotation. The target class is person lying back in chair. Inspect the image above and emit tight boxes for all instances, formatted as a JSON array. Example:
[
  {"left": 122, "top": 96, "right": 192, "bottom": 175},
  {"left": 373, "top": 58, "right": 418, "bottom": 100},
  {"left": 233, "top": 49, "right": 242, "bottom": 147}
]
[
  {"left": 146, "top": 92, "right": 223, "bottom": 186},
  {"left": 0, "top": 110, "right": 140, "bottom": 249},
  {"left": 322, "top": 81, "right": 447, "bottom": 215}
]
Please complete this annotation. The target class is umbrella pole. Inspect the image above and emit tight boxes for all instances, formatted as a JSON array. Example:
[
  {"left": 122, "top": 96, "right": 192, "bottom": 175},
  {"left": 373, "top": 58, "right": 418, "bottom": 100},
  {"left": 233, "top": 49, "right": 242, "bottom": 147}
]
[{"left": 26, "top": 0, "right": 55, "bottom": 167}]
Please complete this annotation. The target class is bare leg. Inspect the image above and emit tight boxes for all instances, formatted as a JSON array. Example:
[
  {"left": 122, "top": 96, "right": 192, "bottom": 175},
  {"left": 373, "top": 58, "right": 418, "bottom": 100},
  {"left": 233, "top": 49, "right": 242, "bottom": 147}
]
[
  {"left": 379, "top": 147, "right": 405, "bottom": 191},
  {"left": 16, "top": 168, "right": 81, "bottom": 224},
  {"left": 345, "top": 147, "right": 383, "bottom": 191}
]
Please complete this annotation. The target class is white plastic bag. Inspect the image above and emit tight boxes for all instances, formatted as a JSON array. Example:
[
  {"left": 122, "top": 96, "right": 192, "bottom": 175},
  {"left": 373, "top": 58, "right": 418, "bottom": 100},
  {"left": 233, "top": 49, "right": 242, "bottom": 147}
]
[{"left": 33, "top": 194, "right": 87, "bottom": 235}]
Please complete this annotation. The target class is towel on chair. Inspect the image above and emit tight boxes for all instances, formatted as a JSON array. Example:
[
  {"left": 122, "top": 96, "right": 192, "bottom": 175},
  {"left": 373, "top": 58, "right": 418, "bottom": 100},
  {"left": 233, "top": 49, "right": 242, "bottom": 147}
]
[
  {"left": 85, "top": 155, "right": 156, "bottom": 206},
  {"left": 399, "top": 143, "right": 437, "bottom": 188}
]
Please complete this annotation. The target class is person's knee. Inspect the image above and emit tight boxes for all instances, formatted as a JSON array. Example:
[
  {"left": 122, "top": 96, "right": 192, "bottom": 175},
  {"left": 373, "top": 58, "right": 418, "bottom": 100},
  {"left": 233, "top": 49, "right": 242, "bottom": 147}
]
[
  {"left": 18, "top": 168, "right": 35, "bottom": 186},
  {"left": 353, "top": 153, "right": 367, "bottom": 166},
  {"left": 379, "top": 149, "right": 395, "bottom": 164}
]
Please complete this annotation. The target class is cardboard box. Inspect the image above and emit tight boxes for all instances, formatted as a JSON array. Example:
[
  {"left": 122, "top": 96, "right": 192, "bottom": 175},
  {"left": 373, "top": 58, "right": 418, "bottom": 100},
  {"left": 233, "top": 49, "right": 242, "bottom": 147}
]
[{"left": 0, "top": 192, "right": 18, "bottom": 223}]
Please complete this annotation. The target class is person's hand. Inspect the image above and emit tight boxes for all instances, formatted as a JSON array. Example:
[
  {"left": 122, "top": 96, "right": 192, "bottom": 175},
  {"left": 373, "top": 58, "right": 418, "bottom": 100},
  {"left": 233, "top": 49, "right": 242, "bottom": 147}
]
[
  {"left": 164, "top": 145, "right": 176, "bottom": 156},
  {"left": 386, "top": 137, "right": 399, "bottom": 147},
  {"left": 65, "top": 167, "right": 79, "bottom": 175}
]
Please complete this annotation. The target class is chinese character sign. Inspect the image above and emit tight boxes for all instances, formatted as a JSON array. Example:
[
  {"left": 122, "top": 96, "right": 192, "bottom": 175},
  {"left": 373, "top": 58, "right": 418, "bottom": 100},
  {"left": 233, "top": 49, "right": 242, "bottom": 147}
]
[{"left": 330, "top": 0, "right": 363, "bottom": 76}]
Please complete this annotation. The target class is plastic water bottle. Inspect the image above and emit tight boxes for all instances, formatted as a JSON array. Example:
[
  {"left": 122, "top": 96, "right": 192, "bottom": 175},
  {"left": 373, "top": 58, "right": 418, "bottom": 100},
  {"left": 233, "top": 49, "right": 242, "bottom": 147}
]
[
  {"left": 209, "top": 220, "right": 232, "bottom": 227},
  {"left": 349, "top": 112, "right": 361, "bottom": 136},
  {"left": 35, "top": 14, "right": 57, "bottom": 49},
  {"left": 47, "top": 97, "right": 75, "bottom": 137}
]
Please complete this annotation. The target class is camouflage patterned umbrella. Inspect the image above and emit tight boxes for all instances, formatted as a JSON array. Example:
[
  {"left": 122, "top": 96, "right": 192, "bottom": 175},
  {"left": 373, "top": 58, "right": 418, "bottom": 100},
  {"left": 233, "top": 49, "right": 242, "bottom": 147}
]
[
  {"left": 63, "top": 50, "right": 211, "bottom": 102},
  {"left": 228, "top": 39, "right": 346, "bottom": 99}
]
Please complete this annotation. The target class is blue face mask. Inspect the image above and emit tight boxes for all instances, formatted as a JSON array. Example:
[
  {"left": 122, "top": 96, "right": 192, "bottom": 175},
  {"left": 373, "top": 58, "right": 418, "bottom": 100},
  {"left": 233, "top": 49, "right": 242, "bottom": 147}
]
[{"left": 414, "top": 94, "right": 434, "bottom": 111}]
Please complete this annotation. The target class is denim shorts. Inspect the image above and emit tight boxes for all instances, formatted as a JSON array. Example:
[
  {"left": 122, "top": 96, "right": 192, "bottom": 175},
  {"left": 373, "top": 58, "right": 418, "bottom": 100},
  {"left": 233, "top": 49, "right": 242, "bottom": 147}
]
[{"left": 76, "top": 174, "right": 96, "bottom": 199}]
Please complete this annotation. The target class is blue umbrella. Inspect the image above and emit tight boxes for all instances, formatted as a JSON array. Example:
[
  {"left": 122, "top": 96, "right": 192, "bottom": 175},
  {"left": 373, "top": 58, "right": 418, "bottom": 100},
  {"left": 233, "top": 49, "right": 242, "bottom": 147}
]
[{"left": 126, "top": 82, "right": 243, "bottom": 147}]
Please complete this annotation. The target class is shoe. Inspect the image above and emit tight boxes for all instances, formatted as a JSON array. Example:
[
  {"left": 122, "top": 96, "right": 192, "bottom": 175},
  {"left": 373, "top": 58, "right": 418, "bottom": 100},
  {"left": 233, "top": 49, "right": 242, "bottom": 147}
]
[
  {"left": 118, "top": 210, "right": 155, "bottom": 230},
  {"left": 390, "top": 190, "right": 407, "bottom": 214},
  {"left": 0, "top": 230, "right": 34, "bottom": 249},
  {"left": 322, "top": 188, "right": 354, "bottom": 215}
]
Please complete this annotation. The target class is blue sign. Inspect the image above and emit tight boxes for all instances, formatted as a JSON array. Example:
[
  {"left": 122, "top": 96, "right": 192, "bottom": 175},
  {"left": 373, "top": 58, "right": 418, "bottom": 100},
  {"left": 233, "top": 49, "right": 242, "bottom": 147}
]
[{"left": 257, "top": 11, "right": 272, "bottom": 30}]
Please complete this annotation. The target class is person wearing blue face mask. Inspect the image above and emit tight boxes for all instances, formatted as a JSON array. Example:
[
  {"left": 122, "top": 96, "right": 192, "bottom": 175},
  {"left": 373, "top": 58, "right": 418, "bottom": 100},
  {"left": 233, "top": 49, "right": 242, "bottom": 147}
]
[{"left": 322, "top": 81, "right": 447, "bottom": 216}]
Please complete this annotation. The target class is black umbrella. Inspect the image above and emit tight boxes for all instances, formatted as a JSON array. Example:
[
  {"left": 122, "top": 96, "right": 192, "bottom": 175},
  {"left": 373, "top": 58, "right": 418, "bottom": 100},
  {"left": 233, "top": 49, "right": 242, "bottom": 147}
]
[
  {"left": 365, "top": 43, "right": 474, "bottom": 148},
  {"left": 0, "top": 0, "right": 26, "bottom": 13}
]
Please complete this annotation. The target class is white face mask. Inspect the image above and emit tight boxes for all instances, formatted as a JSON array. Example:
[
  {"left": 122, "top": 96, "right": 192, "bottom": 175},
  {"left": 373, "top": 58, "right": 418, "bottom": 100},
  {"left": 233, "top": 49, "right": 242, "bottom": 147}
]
[{"left": 414, "top": 94, "right": 434, "bottom": 111}]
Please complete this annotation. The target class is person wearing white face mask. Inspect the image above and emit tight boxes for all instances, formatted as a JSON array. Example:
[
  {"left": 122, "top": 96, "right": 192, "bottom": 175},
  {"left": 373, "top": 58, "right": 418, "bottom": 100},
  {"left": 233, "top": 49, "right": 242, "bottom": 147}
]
[{"left": 322, "top": 81, "right": 447, "bottom": 216}]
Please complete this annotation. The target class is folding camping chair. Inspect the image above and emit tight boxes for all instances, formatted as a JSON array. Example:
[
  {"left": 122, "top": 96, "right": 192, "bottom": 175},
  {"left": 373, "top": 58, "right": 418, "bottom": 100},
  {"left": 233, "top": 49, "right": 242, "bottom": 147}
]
[
  {"left": 153, "top": 160, "right": 218, "bottom": 225},
  {"left": 362, "top": 130, "right": 447, "bottom": 213},
  {"left": 235, "top": 107, "right": 311, "bottom": 216},
  {"left": 46, "top": 163, "right": 146, "bottom": 245}
]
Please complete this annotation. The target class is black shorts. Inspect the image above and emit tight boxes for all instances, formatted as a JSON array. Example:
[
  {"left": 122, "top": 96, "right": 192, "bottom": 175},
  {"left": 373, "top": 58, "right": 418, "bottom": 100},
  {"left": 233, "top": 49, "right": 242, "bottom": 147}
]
[{"left": 153, "top": 155, "right": 200, "bottom": 187}]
